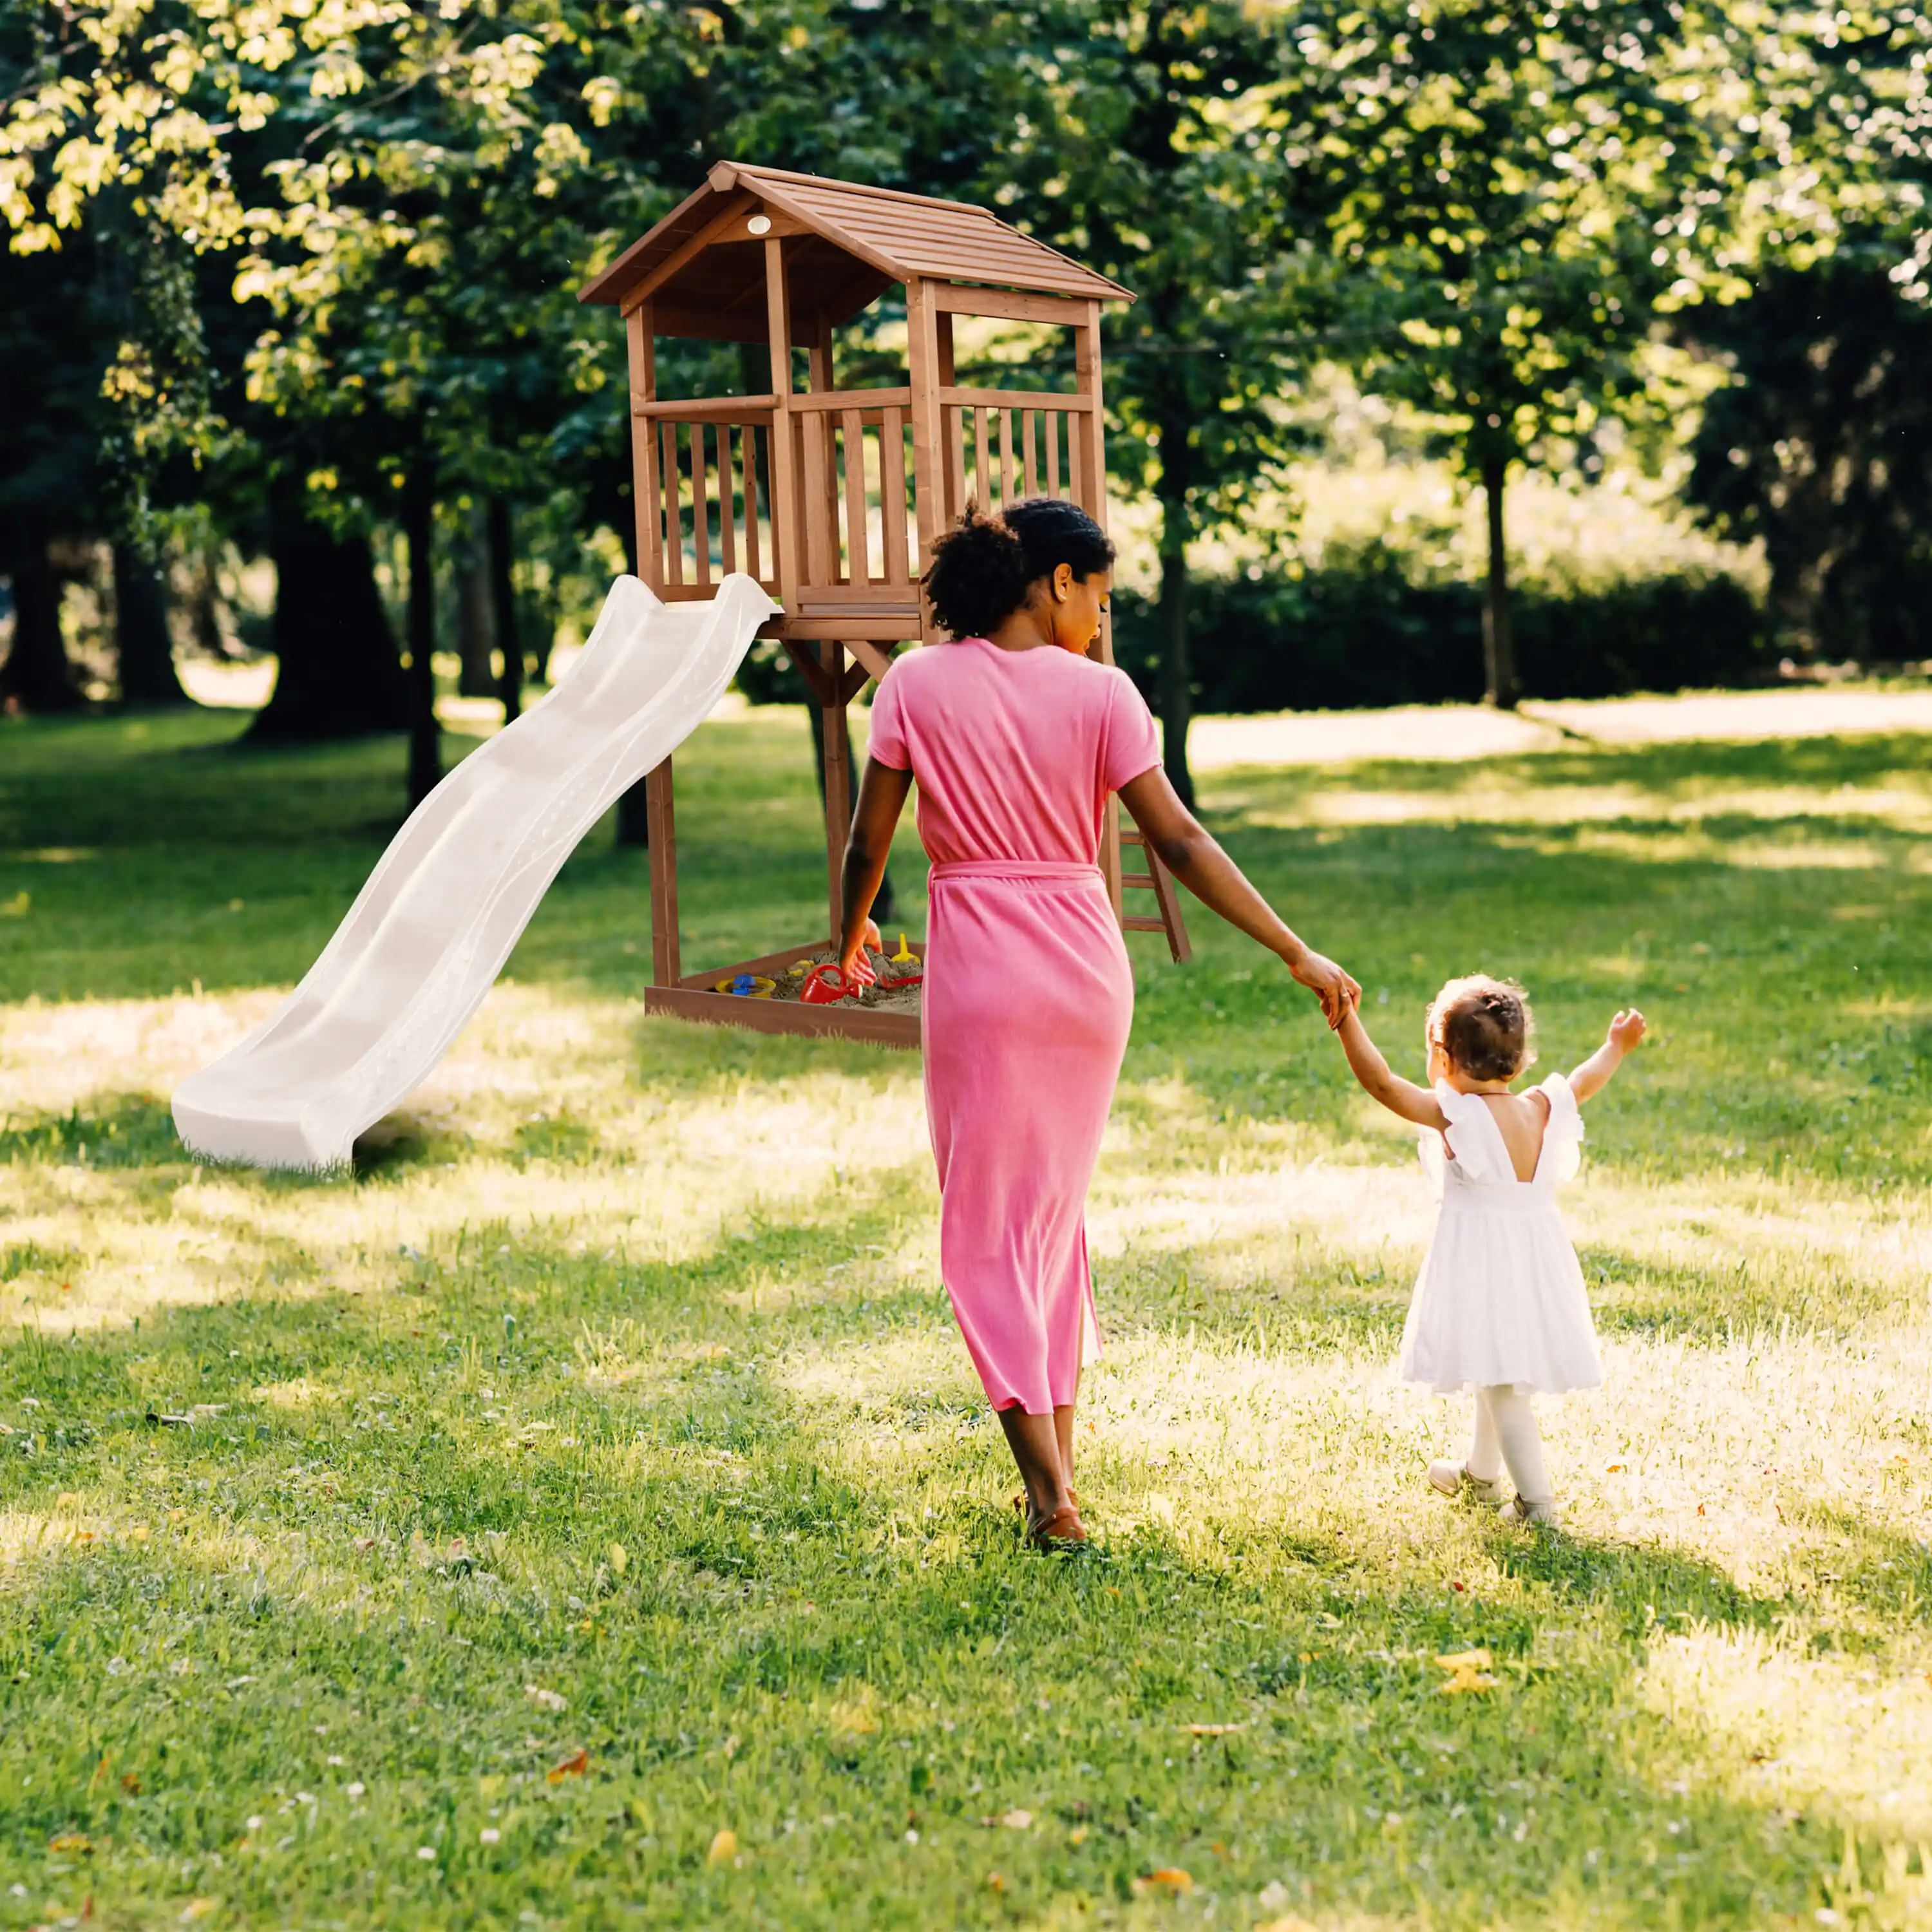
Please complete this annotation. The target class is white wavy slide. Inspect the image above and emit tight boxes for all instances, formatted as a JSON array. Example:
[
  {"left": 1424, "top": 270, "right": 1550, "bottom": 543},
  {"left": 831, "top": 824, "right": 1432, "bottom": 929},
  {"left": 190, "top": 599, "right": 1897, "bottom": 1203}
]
[{"left": 173, "top": 573, "right": 781, "bottom": 1170}]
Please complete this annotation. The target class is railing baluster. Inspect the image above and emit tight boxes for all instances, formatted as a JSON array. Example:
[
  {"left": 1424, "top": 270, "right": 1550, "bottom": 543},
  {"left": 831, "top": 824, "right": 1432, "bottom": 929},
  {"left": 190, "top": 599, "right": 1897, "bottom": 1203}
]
[
  {"left": 744, "top": 422, "right": 762, "bottom": 582},
  {"left": 842, "top": 409, "right": 869, "bottom": 585},
  {"left": 692, "top": 422, "right": 712, "bottom": 585},
  {"left": 1022, "top": 410, "right": 1039, "bottom": 498},
  {"left": 661, "top": 420, "right": 683, "bottom": 587},
  {"left": 882, "top": 408, "right": 909, "bottom": 583},
  {"left": 718, "top": 423, "right": 737, "bottom": 578},
  {"left": 948, "top": 404, "right": 967, "bottom": 523},
  {"left": 1045, "top": 409, "right": 1061, "bottom": 499},
  {"left": 973, "top": 407, "right": 990, "bottom": 512},
  {"left": 999, "top": 408, "right": 1016, "bottom": 509}
]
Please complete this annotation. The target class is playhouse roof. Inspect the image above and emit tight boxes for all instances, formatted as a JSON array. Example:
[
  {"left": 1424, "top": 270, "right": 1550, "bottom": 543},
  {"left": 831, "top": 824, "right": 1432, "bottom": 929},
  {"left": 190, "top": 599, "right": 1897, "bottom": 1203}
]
[{"left": 578, "top": 160, "right": 1132, "bottom": 336}]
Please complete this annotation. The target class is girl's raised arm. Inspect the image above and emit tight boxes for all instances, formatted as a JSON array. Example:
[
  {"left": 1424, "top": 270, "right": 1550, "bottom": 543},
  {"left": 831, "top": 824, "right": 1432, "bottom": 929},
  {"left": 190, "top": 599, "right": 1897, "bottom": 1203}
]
[
  {"left": 1336, "top": 1003, "right": 1449, "bottom": 1130},
  {"left": 1568, "top": 1008, "right": 1647, "bottom": 1103}
]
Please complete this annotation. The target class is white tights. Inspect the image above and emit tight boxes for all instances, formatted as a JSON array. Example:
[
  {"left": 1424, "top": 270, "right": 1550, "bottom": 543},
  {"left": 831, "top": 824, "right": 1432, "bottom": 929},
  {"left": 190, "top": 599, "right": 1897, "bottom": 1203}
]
[{"left": 1466, "top": 1385, "right": 1553, "bottom": 1506}]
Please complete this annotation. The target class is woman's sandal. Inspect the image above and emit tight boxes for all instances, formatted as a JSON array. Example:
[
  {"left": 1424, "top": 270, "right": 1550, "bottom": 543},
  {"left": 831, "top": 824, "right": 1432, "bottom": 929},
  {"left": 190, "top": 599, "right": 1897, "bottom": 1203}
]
[
  {"left": 1012, "top": 1488, "right": 1078, "bottom": 1516},
  {"left": 1025, "top": 1502, "right": 1089, "bottom": 1548}
]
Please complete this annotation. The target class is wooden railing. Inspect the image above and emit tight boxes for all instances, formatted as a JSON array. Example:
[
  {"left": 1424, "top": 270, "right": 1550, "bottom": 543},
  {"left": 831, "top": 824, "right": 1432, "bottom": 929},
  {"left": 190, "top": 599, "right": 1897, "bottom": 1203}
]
[
  {"left": 940, "top": 389, "right": 1094, "bottom": 524},
  {"left": 791, "top": 389, "right": 914, "bottom": 600},
  {"left": 636, "top": 384, "right": 1097, "bottom": 612},
  {"left": 636, "top": 397, "right": 780, "bottom": 598}
]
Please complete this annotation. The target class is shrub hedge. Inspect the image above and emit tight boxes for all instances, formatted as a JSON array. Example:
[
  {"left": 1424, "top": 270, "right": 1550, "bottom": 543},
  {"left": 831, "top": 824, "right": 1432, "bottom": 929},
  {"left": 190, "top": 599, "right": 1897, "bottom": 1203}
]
[{"left": 1109, "top": 549, "right": 1773, "bottom": 713}]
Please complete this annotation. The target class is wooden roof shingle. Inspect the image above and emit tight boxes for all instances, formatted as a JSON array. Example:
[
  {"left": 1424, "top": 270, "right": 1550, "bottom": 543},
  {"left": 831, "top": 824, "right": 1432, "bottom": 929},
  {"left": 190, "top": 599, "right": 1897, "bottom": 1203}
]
[{"left": 579, "top": 160, "right": 1132, "bottom": 325}]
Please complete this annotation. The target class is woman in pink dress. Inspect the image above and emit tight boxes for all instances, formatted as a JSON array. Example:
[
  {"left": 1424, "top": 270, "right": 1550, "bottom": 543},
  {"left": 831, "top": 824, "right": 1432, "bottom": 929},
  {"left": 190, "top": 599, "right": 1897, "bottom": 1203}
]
[{"left": 837, "top": 502, "right": 1358, "bottom": 1546}]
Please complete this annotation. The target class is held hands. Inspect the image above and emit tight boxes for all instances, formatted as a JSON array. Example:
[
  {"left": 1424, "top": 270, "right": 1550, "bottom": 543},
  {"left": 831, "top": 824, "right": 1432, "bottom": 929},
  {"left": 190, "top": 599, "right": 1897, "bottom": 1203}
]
[
  {"left": 1288, "top": 949, "right": 1362, "bottom": 1030},
  {"left": 838, "top": 919, "right": 884, "bottom": 989},
  {"left": 1607, "top": 1007, "right": 1647, "bottom": 1054}
]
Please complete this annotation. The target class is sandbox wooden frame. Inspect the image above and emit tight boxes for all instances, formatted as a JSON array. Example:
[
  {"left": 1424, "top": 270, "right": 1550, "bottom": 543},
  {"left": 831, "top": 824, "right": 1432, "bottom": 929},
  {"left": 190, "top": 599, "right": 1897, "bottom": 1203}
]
[{"left": 580, "top": 160, "right": 1189, "bottom": 1047}]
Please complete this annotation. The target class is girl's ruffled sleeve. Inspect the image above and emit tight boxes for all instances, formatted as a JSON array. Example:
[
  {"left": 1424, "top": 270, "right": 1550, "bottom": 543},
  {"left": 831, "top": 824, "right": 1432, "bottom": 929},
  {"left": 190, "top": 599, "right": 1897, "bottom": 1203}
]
[
  {"left": 1539, "top": 1071, "right": 1586, "bottom": 1182},
  {"left": 1430, "top": 1081, "right": 1513, "bottom": 1184}
]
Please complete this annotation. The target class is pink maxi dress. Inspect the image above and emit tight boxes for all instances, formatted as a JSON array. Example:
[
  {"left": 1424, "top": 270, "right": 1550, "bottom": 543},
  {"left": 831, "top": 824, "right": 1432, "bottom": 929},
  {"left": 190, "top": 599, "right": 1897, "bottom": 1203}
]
[{"left": 866, "top": 638, "right": 1161, "bottom": 1415}]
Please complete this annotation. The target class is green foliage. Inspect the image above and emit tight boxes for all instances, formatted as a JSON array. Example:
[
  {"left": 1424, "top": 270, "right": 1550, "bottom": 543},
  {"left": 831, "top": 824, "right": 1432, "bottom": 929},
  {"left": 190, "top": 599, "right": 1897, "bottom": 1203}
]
[
  {"left": 1112, "top": 554, "right": 1770, "bottom": 712},
  {"left": 1686, "top": 258, "right": 1932, "bottom": 661}
]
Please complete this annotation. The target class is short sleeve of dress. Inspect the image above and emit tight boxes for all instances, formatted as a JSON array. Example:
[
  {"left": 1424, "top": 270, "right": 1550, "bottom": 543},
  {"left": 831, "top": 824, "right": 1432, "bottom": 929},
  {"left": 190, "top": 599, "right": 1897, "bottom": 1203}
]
[
  {"left": 1430, "top": 1081, "right": 1513, "bottom": 1184},
  {"left": 865, "top": 663, "right": 910, "bottom": 770},
  {"left": 1539, "top": 1071, "right": 1586, "bottom": 1183},
  {"left": 1102, "top": 668, "right": 1160, "bottom": 794}
]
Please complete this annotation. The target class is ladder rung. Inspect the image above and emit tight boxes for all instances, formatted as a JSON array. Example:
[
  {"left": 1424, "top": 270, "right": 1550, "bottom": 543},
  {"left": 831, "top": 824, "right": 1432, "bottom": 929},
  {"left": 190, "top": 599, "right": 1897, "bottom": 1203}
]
[
  {"left": 1122, "top": 872, "right": 1156, "bottom": 890},
  {"left": 1121, "top": 829, "right": 1146, "bottom": 846},
  {"left": 1122, "top": 916, "right": 1167, "bottom": 932}
]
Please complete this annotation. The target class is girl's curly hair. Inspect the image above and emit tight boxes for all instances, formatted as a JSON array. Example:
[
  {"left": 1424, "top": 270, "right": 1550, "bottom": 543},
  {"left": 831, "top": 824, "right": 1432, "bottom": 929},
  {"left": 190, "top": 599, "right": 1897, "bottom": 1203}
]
[
  {"left": 1427, "top": 974, "right": 1536, "bottom": 1083},
  {"left": 920, "top": 498, "right": 1115, "bottom": 639}
]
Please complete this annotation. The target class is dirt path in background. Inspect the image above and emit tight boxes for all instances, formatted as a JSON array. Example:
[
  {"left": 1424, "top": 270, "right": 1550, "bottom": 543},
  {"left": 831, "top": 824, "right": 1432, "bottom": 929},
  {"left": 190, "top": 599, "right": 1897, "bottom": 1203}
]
[{"left": 1186, "top": 687, "right": 1932, "bottom": 770}]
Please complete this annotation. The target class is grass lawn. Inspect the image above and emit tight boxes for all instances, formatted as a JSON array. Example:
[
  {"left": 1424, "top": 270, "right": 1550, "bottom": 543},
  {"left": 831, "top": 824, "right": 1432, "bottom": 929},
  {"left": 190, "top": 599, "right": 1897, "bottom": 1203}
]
[{"left": 1, "top": 698, "right": 1929, "bottom": 1931}]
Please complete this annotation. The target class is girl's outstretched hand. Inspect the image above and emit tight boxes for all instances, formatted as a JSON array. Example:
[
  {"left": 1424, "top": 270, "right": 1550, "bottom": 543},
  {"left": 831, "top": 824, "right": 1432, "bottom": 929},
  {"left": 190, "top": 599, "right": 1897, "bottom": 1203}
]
[
  {"left": 1608, "top": 1007, "right": 1647, "bottom": 1052},
  {"left": 1289, "top": 949, "right": 1362, "bottom": 1029},
  {"left": 838, "top": 919, "right": 883, "bottom": 988}
]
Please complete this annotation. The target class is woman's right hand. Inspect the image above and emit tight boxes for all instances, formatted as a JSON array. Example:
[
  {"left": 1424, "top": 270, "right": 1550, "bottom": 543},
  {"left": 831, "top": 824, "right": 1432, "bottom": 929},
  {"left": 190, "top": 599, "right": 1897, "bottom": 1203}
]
[{"left": 1287, "top": 948, "right": 1361, "bottom": 1029}]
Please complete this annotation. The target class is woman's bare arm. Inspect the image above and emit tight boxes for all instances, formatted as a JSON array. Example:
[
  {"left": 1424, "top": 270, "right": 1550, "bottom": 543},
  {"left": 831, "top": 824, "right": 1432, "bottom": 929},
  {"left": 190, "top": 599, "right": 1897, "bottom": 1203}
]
[
  {"left": 837, "top": 758, "right": 914, "bottom": 982},
  {"left": 1336, "top": 1005, "right": 1449, "bottom": 1130},
  {"left": 1116, "top": 765, "right": 1360, "bottom": 1026}
]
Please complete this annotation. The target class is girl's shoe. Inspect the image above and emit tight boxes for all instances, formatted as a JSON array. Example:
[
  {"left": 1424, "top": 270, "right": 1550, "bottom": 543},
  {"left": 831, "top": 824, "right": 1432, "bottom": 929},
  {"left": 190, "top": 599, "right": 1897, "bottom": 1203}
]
[
  {"left": 1025, "top": 1502, "right": 1089, "bottom": 1548},
  {"left": 1428, "top": 1460, "right": 1508, "bottom": 1508},
  {"left": 1501, "top": 1493, "right": 1560, "bottom": 1528}
]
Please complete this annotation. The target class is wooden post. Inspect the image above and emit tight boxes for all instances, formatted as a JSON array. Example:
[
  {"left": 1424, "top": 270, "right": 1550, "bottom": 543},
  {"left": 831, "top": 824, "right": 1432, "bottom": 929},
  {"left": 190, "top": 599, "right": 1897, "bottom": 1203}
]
[
  {"left": 905, "top": 277, "right": 945, "bottom": 641},
  {"left": 821, "top": 640, "right": 851, "bottom": 943},
  {"left": 764, "top": 236, "right": 800, "bottom": 607},
  {"left": 627, "top": 304, "right": 662, "bottom": 587},
  {"left": 647, "top": 758, "right": 679, "bottom": 985}
]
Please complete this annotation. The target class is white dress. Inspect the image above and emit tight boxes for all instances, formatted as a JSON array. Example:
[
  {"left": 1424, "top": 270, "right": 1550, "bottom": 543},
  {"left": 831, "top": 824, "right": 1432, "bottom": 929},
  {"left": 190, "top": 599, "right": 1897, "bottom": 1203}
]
[{"left": 1397, "top": 1072, "right": 1604, "bottom": 1396}]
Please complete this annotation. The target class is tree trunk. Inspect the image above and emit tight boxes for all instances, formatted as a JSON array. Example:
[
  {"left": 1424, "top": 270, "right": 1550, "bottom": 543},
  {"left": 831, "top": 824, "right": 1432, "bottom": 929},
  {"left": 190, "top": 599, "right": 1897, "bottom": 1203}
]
[
  {"left": 113, "top": 541, "right": 190, "bottom": 707},
  {"left": 1, "top": 538, "right": 81, "bottom": 712},
  {"left": 1155, "top": 429, "right": 1195, "bottom": 808},
  {"left": 454, "top": 502, "right": 496, "bottom": 698},
  {"left": 489, "top": 497, "right": 522, "bottom": 726},
  {"left": 1480, "top": 453, "right": 1519, "bottom": 710},
  {"left": 251, "top": 499, "right": 408, "bottom": 741},
  {"left": 404, "top": 473, "right": 442, "bottom": 808}
]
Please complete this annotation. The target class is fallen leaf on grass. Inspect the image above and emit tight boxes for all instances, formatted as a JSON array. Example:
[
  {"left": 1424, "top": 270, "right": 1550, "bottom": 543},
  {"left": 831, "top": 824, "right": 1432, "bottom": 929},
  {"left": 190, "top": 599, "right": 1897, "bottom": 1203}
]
[
  {"left": 984, "top": 1872, "right": 1005, "bottom": 1893},
  {"left": 1434, "top": 1648, "right": 1499, "bottom": 1694},
  {"left": 607, "top": 1542, "right": 628, "bottom": 1577},
  {"left": 178, "top": 1901, "right": 216, "bottom": 1923},
  {"left": 1132, "top": 1868, "right": 1193, "bottom": 1896},
  {"left": 999, "top": 1810, "right": 1033, "bottom": 1830},
  {"left": 525, "top": 1685, "right": 567, "bottom": 1712},
  {"left": 546, "top": 1749, "right": 589, "bottom": 1784},
  {"left": 120, "top": 1774, "right": 141, "bottom": 1795},
  {"left": 49, "top": 1833, "right": 93, "bottom": 1853},
  {"left": 1186, "top": 1723, "right": 1245, "bottom": 1736},
  {"left": 1257, "top": 1918, "right": 1320, "bottom": 1932},
  {"left": 1068, "top": 1827, "right": 1089, "bottom": 1846},
  {"left": 706, "top": 1828, "right": 737, "bottom": 1867}
]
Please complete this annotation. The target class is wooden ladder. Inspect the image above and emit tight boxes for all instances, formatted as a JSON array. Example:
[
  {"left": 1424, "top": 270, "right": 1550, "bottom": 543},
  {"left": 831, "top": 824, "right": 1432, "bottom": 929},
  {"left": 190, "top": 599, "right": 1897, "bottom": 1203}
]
[{"left": 1119, "top": 828, "right": 1192, "bottom": 963}]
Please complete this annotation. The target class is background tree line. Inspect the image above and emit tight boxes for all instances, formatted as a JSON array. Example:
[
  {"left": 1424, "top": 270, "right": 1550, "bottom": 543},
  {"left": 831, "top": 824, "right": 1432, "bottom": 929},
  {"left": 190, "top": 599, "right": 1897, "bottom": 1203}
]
[{"left": 3, "top": 0, "right": 1928, "bottom": 806}]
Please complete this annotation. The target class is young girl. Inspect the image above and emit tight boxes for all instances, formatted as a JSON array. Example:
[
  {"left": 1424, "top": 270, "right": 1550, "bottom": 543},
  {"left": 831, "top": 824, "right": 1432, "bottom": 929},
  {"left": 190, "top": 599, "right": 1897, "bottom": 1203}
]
[{"left": 1334, "top": 976, "right": 1646, "bottom": 1525}]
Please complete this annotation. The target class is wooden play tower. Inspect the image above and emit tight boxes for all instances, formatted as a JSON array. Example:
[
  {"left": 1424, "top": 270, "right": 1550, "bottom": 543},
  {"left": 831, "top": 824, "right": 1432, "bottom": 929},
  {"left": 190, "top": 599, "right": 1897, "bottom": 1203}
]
[{"left": 580, "top": 160, "right": 1190, "bottom": 1046}]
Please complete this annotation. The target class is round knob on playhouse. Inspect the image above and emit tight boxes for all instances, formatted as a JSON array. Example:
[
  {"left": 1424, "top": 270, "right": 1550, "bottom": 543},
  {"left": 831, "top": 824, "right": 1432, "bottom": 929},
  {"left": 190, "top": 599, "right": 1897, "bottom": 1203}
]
[{"left": 746, "top": 213, "right": 772, "bottom": 236}]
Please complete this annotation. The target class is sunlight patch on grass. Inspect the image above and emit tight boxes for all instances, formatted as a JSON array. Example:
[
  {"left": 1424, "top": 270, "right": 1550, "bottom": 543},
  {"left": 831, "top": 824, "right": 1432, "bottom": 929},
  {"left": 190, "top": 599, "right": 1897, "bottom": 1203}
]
[{"left": 1643, "top": 1627, "right": 1932, "bottom": 1838}]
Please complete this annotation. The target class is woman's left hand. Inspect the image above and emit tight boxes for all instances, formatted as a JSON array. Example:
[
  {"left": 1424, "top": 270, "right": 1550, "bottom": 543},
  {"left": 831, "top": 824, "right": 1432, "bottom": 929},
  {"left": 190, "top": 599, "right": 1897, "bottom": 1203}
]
[
  {"left": 1288, "top": 948, "right": 1361, "bottom": 1029},
  {"left": 839, "top": 919, "right": 882, "bottom": 987}
]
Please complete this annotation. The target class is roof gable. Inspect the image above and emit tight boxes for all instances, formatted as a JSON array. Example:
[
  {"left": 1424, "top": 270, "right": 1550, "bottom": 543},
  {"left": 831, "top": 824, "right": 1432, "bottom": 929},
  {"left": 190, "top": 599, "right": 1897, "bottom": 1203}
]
[{"left": 579, "top": 160, "right": 1132, "bottom": 325}]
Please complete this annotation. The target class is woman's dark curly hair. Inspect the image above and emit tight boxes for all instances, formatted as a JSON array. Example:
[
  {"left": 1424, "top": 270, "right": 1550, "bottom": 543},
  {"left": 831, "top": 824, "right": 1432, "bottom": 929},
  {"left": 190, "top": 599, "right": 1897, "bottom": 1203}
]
[
  {"left": 1427, "top": 974, "right": 1537, "bottom": 1083},
  {"left": 921, "top": 498, "right": 1116, "bottom": 639}
]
